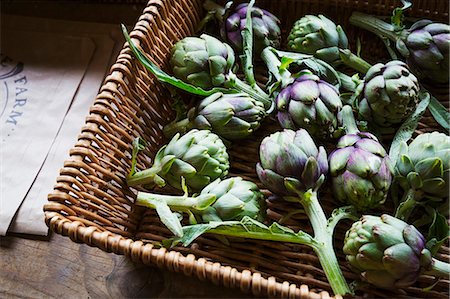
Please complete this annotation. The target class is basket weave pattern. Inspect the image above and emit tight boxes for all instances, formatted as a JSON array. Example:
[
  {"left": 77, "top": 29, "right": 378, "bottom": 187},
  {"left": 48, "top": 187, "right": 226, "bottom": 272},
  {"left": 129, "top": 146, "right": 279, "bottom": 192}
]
[{"left": 44, "top": 0, "right": 450, "bottom": 298}]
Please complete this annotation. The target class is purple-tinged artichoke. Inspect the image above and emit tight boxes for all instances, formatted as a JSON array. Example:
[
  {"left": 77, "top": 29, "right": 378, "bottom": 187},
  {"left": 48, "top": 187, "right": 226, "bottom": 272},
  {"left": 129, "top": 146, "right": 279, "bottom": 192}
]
[
  {"left": 350, "top": 13, "right": 450, "bottom": 84},
  {"left": 329, "top": 106, "right": 393, "bottom": 211},
  {"left": 163, "top": 92, "right": 266, "bottom": 140},
  {"left": 221, "top": 3, "right": 281, "bottom": 55},
  {"left": 344, "top": 214, "right": 450, "bottom": 289},
  {"left": 276, "top": 70, "right": 344, "bottom": 140},
  {"left": 256, "top": 129, "right": 328, "bottom": 196},
  {"left": 355, "top": 60, "right": 420, "bottom": 128}
]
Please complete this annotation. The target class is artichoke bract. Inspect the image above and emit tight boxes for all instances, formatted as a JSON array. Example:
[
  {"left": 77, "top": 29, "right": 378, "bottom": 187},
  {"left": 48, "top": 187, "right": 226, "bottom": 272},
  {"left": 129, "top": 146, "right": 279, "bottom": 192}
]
[
  {"left": 256, "top": 129, "right": 328, "bottom": 196},
  {"left": 170, "top": 34, "right": 235, "bottom": 89},
  {"left": 395, "top": 132, "right": 450, "bottom": 221},
  {"left": 127, "top": 129, "right": 229, "bottom": 192},
  {"left": 137, "top": 177, "right": 265, "bottom": 223},
  {"left": 221, "top": 3, "right": 281, "bottom": 55},
  {"left": 276, "top": 70, "right": 344, "bottom": 140},
  {"left": 287, "top": 14, "right": 348, "bottom": 64},
  {"left": 163, "top": 92, "right": 266, "bottom": 140},
  {"left": 344, "top": 214, "right": 450, "bottom": 289},
  {"left": 329, "top": 106, "right": 393, "bottom": 211},
  {"left": 350, "top": 13, "right": 450, "bottom": 84},
  {"left": 355, "top": 60, "right": 420, "bottom": 128}
]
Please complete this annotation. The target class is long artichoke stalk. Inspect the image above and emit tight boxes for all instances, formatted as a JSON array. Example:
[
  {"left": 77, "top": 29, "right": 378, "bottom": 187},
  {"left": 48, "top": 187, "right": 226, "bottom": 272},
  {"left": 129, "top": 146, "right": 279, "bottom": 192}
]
[
  {"left": 170, "top": 189, "right": 352, "bottom": 295},
  {"left": 254, "top": 129, "right": 353, "bottom": 295},
  {"left": 288, "top": 189, "right": 351, "bottom": 296},
  {"left": 136, "top": 177, "right": 266, "bottom": 225}
]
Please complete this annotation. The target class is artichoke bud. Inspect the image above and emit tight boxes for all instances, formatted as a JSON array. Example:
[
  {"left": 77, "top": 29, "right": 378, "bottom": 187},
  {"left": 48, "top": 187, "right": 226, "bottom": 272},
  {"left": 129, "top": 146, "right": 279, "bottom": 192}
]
[
  {"left": 170, "top": 34, "right": 235, "bottom": 89},
  {"left": 199, "top": 177, "right": 266, "bottom": 222},
  {"left": 221, "top": 3, "right": 281, "bottom": 55},
  {"left": 257, "top": 129, "right": 328, "bottom": 196},
  {"left": 395, "top": 132, "right": 450, "bottom": 200},
  {"left": 329, "top": 132, "right": 393, "bottom": 211},
  {"left": 287, "top": 14, "right": 349, "bottom": 63},
  {"left": 355, "top": 60, "right": 420, "bottom": 129},
  {"left": 402, "top": 20, "right": 450, "bottom": 83},
  {"left": 344, "top": 214, "right": 433, "bottom": 289},
  {"left": 161, "top": 129, "right": 230, "bottom": 191},
  {"left": 274, "top": 70, "right": 344, "bottom": 140}
]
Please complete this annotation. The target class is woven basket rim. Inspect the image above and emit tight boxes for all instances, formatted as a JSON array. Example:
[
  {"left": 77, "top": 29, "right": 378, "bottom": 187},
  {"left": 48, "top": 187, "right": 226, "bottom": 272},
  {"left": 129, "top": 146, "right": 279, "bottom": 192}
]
[{"left": 44, "top": 0, "right": 450, "bottom": 298}]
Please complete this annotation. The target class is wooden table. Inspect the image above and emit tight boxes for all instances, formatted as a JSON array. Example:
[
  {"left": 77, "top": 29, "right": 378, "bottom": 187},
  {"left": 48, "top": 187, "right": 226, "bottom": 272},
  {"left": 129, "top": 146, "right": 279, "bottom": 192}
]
[
  {"left": 0, "top": 2, "right": 251, "bottom": 298},
  {"left": 0, "top": 232, "right": 251, "bottom": 298}
]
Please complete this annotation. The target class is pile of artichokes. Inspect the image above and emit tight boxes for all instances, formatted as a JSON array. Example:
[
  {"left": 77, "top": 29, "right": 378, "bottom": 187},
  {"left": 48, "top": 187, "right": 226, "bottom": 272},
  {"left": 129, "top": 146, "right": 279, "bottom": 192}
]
[{"left": 123, "top": 0, "right": 449, "bottom": 296}]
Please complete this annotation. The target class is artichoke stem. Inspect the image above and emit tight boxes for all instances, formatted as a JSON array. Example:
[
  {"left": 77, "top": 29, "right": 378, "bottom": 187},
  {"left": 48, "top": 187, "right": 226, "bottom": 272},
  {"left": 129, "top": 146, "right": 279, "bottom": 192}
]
[
  {"left": 163, "top": 118, "right": 193, "bottom": 139},
  {"left": 227, "top": 74, "right": 272, "bottom": 110},
  {"left": 349, "top": 12, "right": 401, "bottom": 42},
  {"left": 424, "top": 258, "right": 450, "bottom": 278},
  {"left": 339, "top": 49, "right": 372, "bottom": 74},
  {"left": 137, "top": 191, "right": 216, "bottom": 213},
  {"left": 299, "top": 191, "right": 351, "bottom": 295},
  {"left": 127, "top": 165, "right": 165, "bottom": 188},
  {"left": 340, "top": 105, "right": 359, "bottom": 135},
  {"left": 394, "top": 188, "right": 417, "bottom": 221}
]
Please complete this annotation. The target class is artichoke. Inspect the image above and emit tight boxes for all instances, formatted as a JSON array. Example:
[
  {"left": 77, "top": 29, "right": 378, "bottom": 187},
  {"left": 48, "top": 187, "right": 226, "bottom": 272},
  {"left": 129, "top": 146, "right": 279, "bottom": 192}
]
[
  {"left": 329, "top": 106, "right": 393, "bottom": 211},
  {"left": 395, "top": 132, "right": 450, "bottom": 221},
  {"left": 275, "top": 70, "right": 344, "bottom": 140},
  {"left": 256, "top": 128, "right": 352, "bottom": 295},
  {"left": 170, "top": 34, "right": 236, "bottom": 89},
  {"left": 136, "top": 177, "right": 265, "bottom": 223},
  {"left": 287, "top": 15, "right": 348, "bottom": 63},
  {"left": 221, "top": 3, "right": 281, "bottom": 55},
  {"left": 350, "top": 13, "right": 450, "bottom": 84},
  {"left": 127, "top": 129, "right": 229, "bottom": 192},
  {"left": 256, "top": 128, "right": 328, "bottom": 196},
  {"left": 344, "top": 214, "right": 450, "bottom": 289},
  {"left": 163, "top": 92, "right": 266, "bottom": 140},
  {"left": 355, "top": 60, "right": 420, "bottom": 128},
  {"left": 398, "top": 21, "right": 450, "bottom": 83},
  {"left": 123, "top": 24, "right": 272, "bottom": 110}
]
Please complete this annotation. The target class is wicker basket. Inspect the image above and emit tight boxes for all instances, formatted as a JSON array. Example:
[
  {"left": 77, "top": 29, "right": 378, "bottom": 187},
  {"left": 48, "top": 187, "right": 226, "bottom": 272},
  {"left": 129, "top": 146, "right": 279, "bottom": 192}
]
[{"left": 44, "top": 0, "right": 450, "bottom": 298}]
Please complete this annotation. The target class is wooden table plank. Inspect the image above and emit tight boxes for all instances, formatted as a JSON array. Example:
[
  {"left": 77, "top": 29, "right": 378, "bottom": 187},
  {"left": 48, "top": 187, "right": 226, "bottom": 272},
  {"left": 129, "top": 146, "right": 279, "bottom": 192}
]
[{"left": 0, "top": 233, "right": 252, "bottom": 298}]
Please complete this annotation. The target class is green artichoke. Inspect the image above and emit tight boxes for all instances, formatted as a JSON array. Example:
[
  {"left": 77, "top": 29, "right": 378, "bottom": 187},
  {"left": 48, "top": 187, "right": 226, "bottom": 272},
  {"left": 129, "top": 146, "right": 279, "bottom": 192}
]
[
  {"left": 395, "top": 132, "right": 450, "bottom": 221},
  {"left": 256, "top": 129, "right": 328, "bottom": 196},
  {"left": 163, "top": 92, "right": 266, "bottom": 140},
  {"left": 350, "top": 13, "right": 450, "bottom": 84},
  {"left": 355, "top": 60, "right": 420, "bottom": 128},
  {"left": 221, "top": 3, "right": 281, "bottom": 55},
  {"left": 123, "top": 25, "right": 272, "bottom": 110},
  {"left": 329, "top": 106, "right": 393, "bottom": 211},
  {"left": 275, "top": 70, "right": 344, "bottom": 140},
  {"left": 136, "top": 177, "right": 265, "bottom": 223},
  {"left": 127, "top": 129, "right": 229, "bottom": 192},
  {"left": 287, "top": 14, "right": 349, "bottom": 63},
  {"left": 169, "top": 34, "right": 235, "bottom": 89},
  {"left": 344, "top": 214, "right": 450, "bottom": 289}
]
